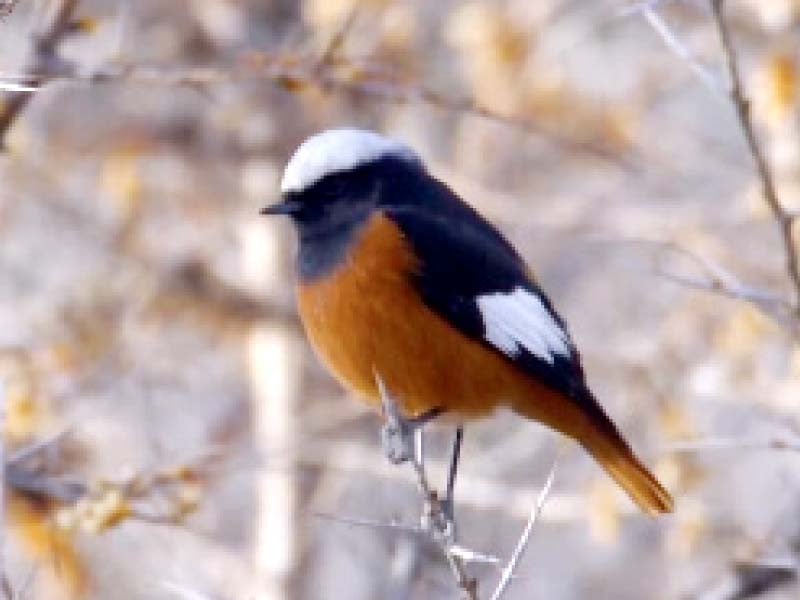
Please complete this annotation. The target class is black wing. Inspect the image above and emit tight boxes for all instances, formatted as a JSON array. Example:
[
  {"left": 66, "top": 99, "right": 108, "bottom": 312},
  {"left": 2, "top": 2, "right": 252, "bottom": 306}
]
[{"left": 384, "top": 187, "right": 588, "bottom": 403}]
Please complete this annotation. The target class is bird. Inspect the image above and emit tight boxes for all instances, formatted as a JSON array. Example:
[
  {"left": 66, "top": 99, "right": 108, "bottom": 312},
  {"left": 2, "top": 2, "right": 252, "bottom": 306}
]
[{"left": 261, "top": 128, "right": 674, "bottom": 516}]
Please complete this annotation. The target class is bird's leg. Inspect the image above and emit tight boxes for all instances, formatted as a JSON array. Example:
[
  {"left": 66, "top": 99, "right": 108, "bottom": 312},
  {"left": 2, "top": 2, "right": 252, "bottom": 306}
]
[
  {"left": 441, "top": 426, "right": 464, "bottom": 529},
  {"left": 378, "top": 374, "right": 443, "bottom": 465},
  {"left": 411, "top": 425, "right": 456, "bottom": 544},
  {"left": 374, "top": 374, "right": 459, "bottom": 543},
  {"left": 380, "top": 406, "right": 443, "bottom": 464}
]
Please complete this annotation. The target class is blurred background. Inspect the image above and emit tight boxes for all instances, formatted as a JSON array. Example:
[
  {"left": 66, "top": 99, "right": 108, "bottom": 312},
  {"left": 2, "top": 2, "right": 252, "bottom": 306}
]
[{"left": 0, "top": 0, "right": 799, "bottom": 598}]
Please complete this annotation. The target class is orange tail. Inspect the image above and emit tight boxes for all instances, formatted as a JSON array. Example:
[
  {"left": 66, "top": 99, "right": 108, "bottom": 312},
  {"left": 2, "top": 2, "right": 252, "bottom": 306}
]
[
  {"left": 582, "top": 427, "right": 674, "bottom": 516},
  {"left": 512, "top": 386, "right": 673, "bottom": 515}
]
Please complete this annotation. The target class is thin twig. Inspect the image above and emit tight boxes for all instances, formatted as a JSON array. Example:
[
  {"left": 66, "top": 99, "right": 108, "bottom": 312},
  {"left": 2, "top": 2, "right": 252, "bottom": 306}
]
[
  {"left": 0, "top": 0, "right": 81, "bottom": 147},
  {"left": 490, "top": 455, "right": 558, "bottom": 600},
  {"left": 710, "top": 0, "right": 800, "bottom": 315},
  {"left": 0, "top": 81, "right": 37, "bottom": 92},
  {"left": 6, "top": 54, "right": 633, "bottom": 166},
  {"left": 616, "top": 237, "right": 796, "bottom": 331},
  {"left": 313, "top": 512, "right": 420, "bottom": 534},
  {"left": 0, "top": 380, "right": 11, "bottom": 600},
  {"left": 696, "top": 558, "right": 798, "bottom": 600},
  {"left": 0, "top": 0, "right": 20, "bottom": 20},
  {"left": 375, "top": 375, "right": 479, "bottom": 600},
  {"left": 636, "top": 2, "right": 721, "bottom": 93},
  {"left": 315, "top": 5, "right": 360, "bottom": 70},
  {"left": 161, "top": 581, "right": 214, "bottom": 600},
  {"left": 667, "top": 435, "right": 800, "bottom": 454},
  {"left": 8, "top": 427, "right": 72, "bottom": 465}
]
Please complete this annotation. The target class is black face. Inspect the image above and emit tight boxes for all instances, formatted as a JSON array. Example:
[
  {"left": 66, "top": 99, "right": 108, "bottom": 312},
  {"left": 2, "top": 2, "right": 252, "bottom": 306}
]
[{"left": 263, "top": 156, "right": 425, "bottom": 281}]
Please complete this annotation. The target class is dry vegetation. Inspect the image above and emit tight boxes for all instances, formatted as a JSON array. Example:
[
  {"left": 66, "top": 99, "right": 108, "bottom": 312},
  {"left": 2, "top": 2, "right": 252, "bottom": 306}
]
[{"left": 0, "top": 0, "right": 799, "bottom": 598}]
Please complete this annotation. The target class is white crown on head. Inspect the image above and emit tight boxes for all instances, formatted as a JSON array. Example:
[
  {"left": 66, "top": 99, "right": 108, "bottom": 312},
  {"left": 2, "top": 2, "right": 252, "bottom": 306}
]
[{"left": 280, "top": 128, "right": 419, "bottom": 194}]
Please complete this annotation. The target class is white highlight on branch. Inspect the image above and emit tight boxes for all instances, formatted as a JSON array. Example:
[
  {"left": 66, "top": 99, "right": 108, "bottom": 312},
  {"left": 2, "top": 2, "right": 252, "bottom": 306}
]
[
  {"left": 477, "top": 287, "right": 571, "bottom": 363},
  {"left": 281, "top": 128, "right": 419, "bottom": 194},
  {"left": 161, "top": 582, "right": 213, "bottom": 600},
  {"left": 490, "top": 454, "right": 558, "bottom": 600},
  {"left": 625, "top": 1, "right": 722, "bottom": 94},
  {"left": 0, "top": 80, "right": 37, "bottom": 92}
]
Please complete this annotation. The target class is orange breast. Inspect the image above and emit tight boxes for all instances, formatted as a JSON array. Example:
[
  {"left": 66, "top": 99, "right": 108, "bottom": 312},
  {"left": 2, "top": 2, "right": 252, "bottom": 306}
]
[{"left": 296, "top": 213, "right": 576, "bottom": 425}]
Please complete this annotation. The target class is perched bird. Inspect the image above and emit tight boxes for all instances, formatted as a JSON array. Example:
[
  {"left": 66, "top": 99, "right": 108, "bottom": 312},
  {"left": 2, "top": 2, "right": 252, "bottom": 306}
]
[{"left": 262, "top": 128, "right": 673, "bottom": 515}]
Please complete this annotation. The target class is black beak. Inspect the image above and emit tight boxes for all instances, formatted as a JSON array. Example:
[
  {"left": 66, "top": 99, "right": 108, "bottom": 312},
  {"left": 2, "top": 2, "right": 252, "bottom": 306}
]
[{"left": 260, "top": 198, "right": 302, "bottom": 216}]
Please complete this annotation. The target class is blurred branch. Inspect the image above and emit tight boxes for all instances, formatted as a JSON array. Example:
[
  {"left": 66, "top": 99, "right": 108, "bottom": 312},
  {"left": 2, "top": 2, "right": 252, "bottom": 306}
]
[
  {"left": 696, "top": 558, "right": 798, "bottom": 600},
  {"left": 314, "top": 513, "right": 501, "bottom": 569},
  {"left": 0, "top": 79, "right": 38, "bottom": 93},
  {"left": 4, "top": 427, "right": 220, "bottom": 533},
  {"left": 290, "top": 434, "right": 614, "bottom": 521},
  {"left": 0, "top": 382, "right": 12, "bottom": 600},
  {"left": 9, "top": 51, "right": 632, "bottom": 166},
  {"left": 710, "top": 0, "right": 800, "bottom": 317},
  {"left": 158, "top": 259, "right": 301, "bottom": 330},
  {"left": 315, "top": 5, "right": 360, "bottom": 71},
  {"left": 0, "top": 0, "right": 81, "bottom": 148},
  {"left": 161, "top": 581, "right": 216, "bottom": 600},
  {"left": 694, "top": 504, "right": 800, "bottom": 599},
  {"left": 314, "top": 511, "right": 420, "bottom": 535},
  {"left": 642, "top": 239, "right": 797, "bottom": 331},
  {"left": 386, "top": 535, "right": 422, "bottom": 600},
  {"left": 8, "top": 428, "right": 72, "bottom": 466},
  {"left": 314, "top": 434, "right": 558, "bottom": 599},
  {"left": 632, "top": 1, "right": 721, "bottom": 93},
  {"left": 667, "top": 435, "right": 800, "bottom": 454},
  {"left": 490, "top": 455, "right": 558, "bottom": 600},
  {"left": 0, "top": 1, "right": 20, "bottom": 20},
  {"left": 633, "top": 2, "right": 800, "bottom": 326}
]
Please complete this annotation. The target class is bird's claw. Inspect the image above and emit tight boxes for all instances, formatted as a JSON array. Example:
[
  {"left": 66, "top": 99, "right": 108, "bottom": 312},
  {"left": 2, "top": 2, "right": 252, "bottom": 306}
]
[
  {"left": 421, "top": 491, "right": 456, "bottom": 544},
  {"left": 380, "top": 418, "right": 414, "bottom": 464}
]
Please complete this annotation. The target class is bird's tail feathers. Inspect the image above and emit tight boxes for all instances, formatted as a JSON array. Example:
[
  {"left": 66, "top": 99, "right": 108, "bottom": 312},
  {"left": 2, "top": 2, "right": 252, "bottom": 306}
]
[{"left": 582, "top": 426, "right": 674, "bottom": 516}]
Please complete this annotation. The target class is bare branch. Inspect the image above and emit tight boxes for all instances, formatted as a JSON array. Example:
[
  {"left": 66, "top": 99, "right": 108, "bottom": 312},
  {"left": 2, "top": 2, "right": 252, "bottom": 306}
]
[
  {"left": 623, "top": 238, "right": 798, "bottom": 332},
  {"left": 710, "top": 0, "right": 800, "bottom": 315},
  {"left": 449, "top": 545, "right": 502, "bottom": 567},
  {"left": 667, "top": 435, "right": 800, "bottom": 454},
  {"left": 696, "top": 558, "right": 798, "bottom": 600},
  {"left": 376, "top": 375, "right": 479, "bottom": 600},
  {"left": 8, "top": 428, "right": 72, "bottom": 465},
  {"left": 316, "top": 511, "right": 502, "bottom": 568},
  {"left": 0, "top": 0, "right": 20, "bottom": 20},
  {"left": 0, "top": 380, "right": 12, "bottom": 600},
  {"left": 315, "top": 5, "right": 360, "bottom": 70},
  {"left": 0, "top": 0, "right": 81, "bottom": 147},
  {"left": 313, "top": 511, "right": 420, "bottom": 535},
  {"left": 161, "top": 581, "right": 215, "bottom": 600},
  {"left": 7, "top": 54, "right": 633, "bottom": 166},
  {"left": 0, "top": 81, "right": 37, "bottom": 93},
  {"left": 634, "top": 2, "right": 722, "bottom": 93},
  {"left": 490, "top": 455, "right": 558, "bottom": 600}
]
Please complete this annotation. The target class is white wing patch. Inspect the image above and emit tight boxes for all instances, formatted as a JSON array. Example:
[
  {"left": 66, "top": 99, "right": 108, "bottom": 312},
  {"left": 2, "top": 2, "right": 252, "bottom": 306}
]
[
  {"left": 476, "top": 287, "right": 571, "bottom": 364},
  {"left": 281, "top": 128, "right": 419, "bottom": 194}
]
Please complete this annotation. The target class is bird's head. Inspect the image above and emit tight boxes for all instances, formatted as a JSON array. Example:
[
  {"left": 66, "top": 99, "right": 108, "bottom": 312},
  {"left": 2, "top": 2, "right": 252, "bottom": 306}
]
[{"left": 261, "top": 128, "right": 424, "bottom": 230}]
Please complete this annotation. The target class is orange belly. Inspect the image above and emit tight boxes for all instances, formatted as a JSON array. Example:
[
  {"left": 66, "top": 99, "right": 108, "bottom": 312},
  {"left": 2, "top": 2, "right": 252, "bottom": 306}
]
[{"left": 297, "top": 214, "right": 569, "bottom": 423}]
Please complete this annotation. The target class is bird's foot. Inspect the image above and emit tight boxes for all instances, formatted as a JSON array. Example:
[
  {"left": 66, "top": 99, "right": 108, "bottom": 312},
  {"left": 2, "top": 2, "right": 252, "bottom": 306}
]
[
  {"left": 380, "top": 406, "right": 444, "bottom": 465},
  {"left": 380, "top": 416, "right": 414, "bottom": 465},
  {"left": 422, "top": 490, "right": 456, "bottom": 545},
  {"left": 440, "top": 493, "right": 456, "bottom": 534}
]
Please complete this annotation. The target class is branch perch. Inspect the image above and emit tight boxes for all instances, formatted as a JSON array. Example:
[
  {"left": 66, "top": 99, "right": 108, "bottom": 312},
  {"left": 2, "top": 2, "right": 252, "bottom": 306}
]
[
  {"left": 375, "top": 374, "right": 478, "bottom": 600},
  {"left": 490, "top": 455, "right": 558, "bottom": 600},
  {"left": 710, "top": 0, "right": 800, "bottom": 316},
  {"left": 0, "top": 0, "right": 81, "bottom": 147}
]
